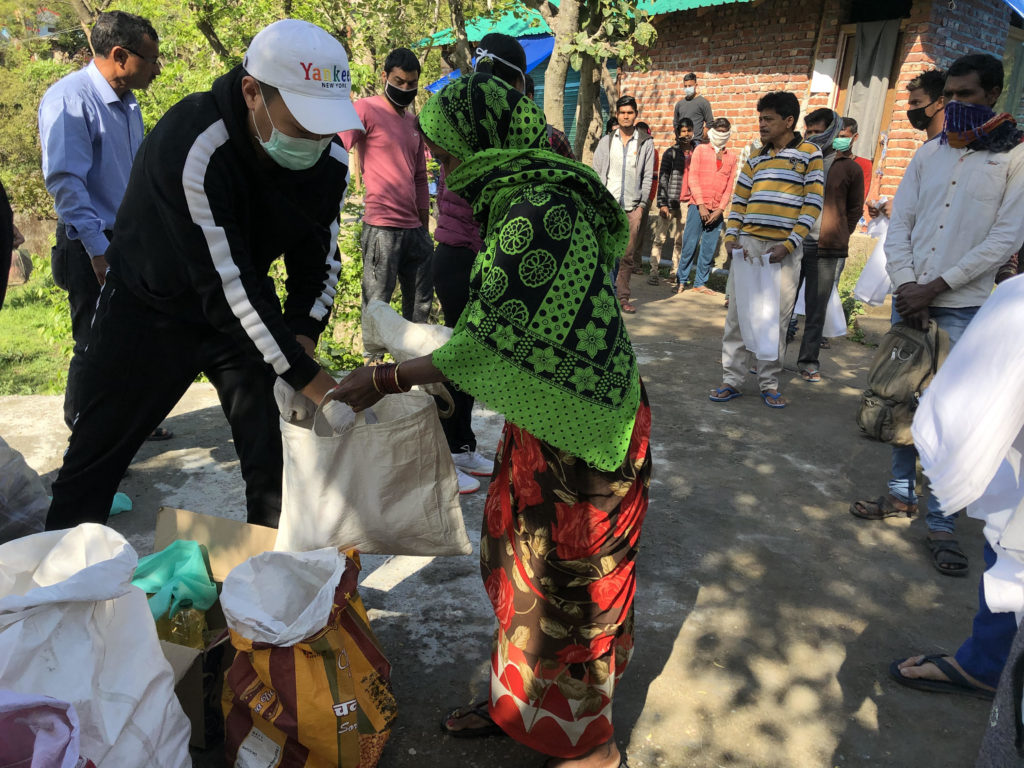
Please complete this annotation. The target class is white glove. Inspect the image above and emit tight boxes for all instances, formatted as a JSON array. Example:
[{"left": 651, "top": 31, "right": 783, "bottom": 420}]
[
  {"left": 274, "top": 378, "right": 315, "bottom": 422},
  {"left": 320, "top": 401, "right": 380, "bottom": 434}
]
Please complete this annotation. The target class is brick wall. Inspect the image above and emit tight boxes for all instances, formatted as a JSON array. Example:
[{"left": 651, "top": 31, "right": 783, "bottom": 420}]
[
  {"left": 880, "top": 0, "right": 1011, "bottom": 197},
  {"left": 618, "top": 0, "right": 1013, "bottom": 202}
]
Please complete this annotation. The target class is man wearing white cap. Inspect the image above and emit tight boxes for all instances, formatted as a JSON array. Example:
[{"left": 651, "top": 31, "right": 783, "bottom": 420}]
[{"left": 46, "top": 19, "right": 360, "bottom": 531}]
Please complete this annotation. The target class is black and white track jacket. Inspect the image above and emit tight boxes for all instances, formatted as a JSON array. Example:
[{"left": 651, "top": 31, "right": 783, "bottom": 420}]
[{"left": 107, "top": 65, "right": 348, "bottom": 390}]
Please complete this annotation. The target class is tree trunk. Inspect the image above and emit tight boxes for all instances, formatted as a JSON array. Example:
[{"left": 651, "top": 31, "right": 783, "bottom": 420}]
[
  {"left": 67, "top": 0, "right": 96, "bottom": 51},
  {"left": 189, "top": 2, "right": 233, "bottom": 66},
  {"left": 539, "top": 0, "right": 580, "bottom": 130},
  {"left": 600, "top": 58, "right": 618, "bottom": 111},
  {"left": 449, "top": 0, "right": 473, "bottom": 74},
  {"left": 574, "top": 51, "right": 603, "bottom": 162}
]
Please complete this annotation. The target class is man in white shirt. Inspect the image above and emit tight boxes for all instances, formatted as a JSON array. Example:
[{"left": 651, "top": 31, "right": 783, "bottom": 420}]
[{"left": 850, "top": 54, "right": 1024, "bottom": 580}]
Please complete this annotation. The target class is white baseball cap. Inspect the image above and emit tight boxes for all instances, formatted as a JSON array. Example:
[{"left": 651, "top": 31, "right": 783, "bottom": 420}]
[{"left": 242, "top": 19, "right": 362, "bottom": 135}]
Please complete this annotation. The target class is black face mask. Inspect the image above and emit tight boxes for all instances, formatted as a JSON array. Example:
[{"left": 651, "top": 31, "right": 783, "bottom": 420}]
[
  {"left": 385, "top": 81, "right": 417, "bottom": 108},
  {"left": 907, "top": 100, "right": 938, "bottom": 131}
]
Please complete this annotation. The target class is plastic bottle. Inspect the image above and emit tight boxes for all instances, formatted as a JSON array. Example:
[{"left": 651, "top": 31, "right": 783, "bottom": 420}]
[{"left": 167, "top": 598, "right": 206, "bottom": 650}]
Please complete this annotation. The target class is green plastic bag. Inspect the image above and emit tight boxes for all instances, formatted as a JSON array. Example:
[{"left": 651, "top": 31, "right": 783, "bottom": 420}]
[{"left": 132, "top": 539, "right": 218, "bottom": 620}]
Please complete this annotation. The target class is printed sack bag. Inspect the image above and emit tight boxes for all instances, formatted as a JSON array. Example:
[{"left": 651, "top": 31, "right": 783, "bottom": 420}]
[{"left": 221, "top": 548, "right": 395, "bottom": 768}]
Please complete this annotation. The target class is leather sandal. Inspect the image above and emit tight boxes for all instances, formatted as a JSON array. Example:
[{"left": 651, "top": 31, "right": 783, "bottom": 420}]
[{"left": 849, "top": 494, "right": 918, "bottom": 520}]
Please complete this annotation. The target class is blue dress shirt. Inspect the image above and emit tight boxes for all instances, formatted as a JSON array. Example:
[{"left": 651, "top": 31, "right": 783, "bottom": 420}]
[{"left": 38, "top": 61, "right": 144, "bottom": 257}]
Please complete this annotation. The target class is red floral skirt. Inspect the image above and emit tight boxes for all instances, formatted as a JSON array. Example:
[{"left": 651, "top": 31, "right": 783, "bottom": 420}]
[{"left": 480, "top": 386, "right": 651, "bottom": 758}]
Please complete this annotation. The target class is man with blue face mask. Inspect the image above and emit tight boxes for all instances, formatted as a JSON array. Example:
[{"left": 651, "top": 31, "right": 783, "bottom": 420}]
[
  {"left": 851, "top": 53, "right": 1024, "bottom": 590},
  {"left": 45, "top": 19, "right": 360, "bottom": 532},
  {"left": 673, "top": 73, "right": 714, "bottom": 144}
]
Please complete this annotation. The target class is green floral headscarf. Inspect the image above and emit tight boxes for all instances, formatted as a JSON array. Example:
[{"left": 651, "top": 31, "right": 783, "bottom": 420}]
[{"left": 420, "top": 74, "right": 640, "bottom": 471}]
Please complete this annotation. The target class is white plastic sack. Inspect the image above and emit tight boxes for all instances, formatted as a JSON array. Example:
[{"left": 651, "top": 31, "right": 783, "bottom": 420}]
[
  {"left": 0, "top": 690, "right": 87, "bottom": 768},
  {"left": 221, "top": 548, "right": 344, "bottom": 646},
  {"left": 854, "top": 215, "right": 891, "bottom": 306},
  {"left": 793, "top": 284, "right": 845, "bottom": 337},
  {"left": 0, "top": 436, "right": 48, "bottom": 545},
  {"left": 361, "top": 300, "right": 455, "bottom": 407},
  {"left": 362, "top": 300, "right": 453, "bottom": 361},
  {"left": 0, "top": 525, "right": 190, "bottom": 768},
  {"left": 731, "top": 248, "right": 782, "bottom": 360},
  {"left": 275, "top": 389, "right": 471, "bottom": 556},
  {"left": 824, "top": 286, "right": 848, "bottom": 338}
]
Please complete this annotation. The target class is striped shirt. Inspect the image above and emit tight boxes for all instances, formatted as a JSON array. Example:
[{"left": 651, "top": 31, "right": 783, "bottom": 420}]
[{"left": 725, "top": 135, "right": 824, "bottom": 254}]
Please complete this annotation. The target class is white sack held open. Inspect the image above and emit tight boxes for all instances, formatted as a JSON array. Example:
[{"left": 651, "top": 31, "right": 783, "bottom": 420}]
[{"left": 0, "top": 524, "right": 191, "bottom": 768}]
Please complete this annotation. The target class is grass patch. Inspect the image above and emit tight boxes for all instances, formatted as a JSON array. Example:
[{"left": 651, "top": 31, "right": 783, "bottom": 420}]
[{"left": 0, "top": 280, "right": 71, "bottom": 395}]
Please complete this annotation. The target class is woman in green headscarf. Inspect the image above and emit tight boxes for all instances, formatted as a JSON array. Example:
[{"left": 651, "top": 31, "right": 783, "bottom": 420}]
[{"left": 331, "top": 74, "right": 650, "bottom": 767}]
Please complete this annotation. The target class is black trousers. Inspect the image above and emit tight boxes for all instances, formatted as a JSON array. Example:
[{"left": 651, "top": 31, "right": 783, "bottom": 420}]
[
  {"left": 45, "top": 273, "right": 283, "bottom": 530},
  {"left": 51, "top": 223, "right": 111, "bottom": 429},
  {"left": 796, "top": 240, "right": 842, "bottom": 369},
  {"left": 431, "top": 242, "right": 477, "bottom": 453}
]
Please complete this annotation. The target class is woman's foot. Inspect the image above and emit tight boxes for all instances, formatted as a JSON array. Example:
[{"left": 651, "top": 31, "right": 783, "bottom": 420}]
[
  {"left": 542, "top": 738, "right": 625, "bottom": 767},
  {"left": 440, "top": 701, "right": 506, "bottom": 738}
]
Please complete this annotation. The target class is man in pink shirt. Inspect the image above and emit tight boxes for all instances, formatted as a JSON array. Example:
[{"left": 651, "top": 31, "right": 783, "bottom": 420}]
[
  {"left": 341, "top": 48, "right": 432, "bottom": 323},
  {"left": 676, "top": 117, "right": 737, "bottom": 295}
]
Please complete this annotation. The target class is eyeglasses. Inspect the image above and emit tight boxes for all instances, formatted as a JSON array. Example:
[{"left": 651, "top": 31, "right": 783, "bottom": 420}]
[{"left": 122, "top": 46, "right": 161, "bottom": 66}]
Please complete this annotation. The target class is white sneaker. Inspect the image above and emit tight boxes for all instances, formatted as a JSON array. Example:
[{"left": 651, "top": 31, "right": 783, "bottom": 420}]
[
  {"left": 452, "top": 448, "right": 494, "bottom": 477},
  {"left": 456, "top": 467, "right": 480, "bottom": 495}
]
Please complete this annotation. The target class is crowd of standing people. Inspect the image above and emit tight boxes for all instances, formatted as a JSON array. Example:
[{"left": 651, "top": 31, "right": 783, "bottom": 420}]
[{"left": 5, "top": 9, "right": 1024, "bottom": 766}]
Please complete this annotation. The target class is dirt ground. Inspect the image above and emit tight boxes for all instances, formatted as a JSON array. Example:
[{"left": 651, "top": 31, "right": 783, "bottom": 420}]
[{"left": 0, "top": 278, "right": 990, "bottom": 768}]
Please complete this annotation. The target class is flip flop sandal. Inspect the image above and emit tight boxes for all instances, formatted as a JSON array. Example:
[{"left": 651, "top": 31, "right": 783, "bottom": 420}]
[
  {"left": 709, "top": 385, "right": 742, "bottom": 402},
  {"left": 799, "top": 369, "right": 821, "bottom": 383},
  {"left": 849, "top": 495, "right": 918, "bottom": 520},
  {"left": 441, "top": 701, "right": 506, "bottom": 739},
  {"left": 926, "top": 536, "right": 969, "bottom": 577},
  {"left": 760, "top": 390, "right": 787, "bottom": 409},
  {"left": 888, "top": 655, "right": 994, "bottom": 700},
  {"left": 146, "top": 427, "right": 174, "bottom": 441},
  {"left": 647, "top": 274, "right": 660, "bottom": 285},
  {"left": 620, "top": 301, "right": 637, "bottom": 314}
]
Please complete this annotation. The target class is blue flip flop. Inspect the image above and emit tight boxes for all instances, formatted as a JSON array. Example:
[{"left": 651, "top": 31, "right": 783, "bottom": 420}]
[
  {"left": 760, "top": 390, "right": 787, "bottom": 408},
  {"left": 709, "top": 386, "right": 742, "bottom": 402}
]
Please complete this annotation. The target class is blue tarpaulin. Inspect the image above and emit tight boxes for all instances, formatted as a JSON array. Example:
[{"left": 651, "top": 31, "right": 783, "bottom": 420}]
[
  {"left": 426, "top": 35, "right": 555, "bottom": 94},
  {"left": 1004, "top": 0, "right": 1024, "bottom": 17}
]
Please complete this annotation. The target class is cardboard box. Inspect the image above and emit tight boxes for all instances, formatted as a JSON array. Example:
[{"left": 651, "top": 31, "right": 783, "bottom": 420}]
[{"left": 154, "top": 507, "right": 278, "bottom": 749}]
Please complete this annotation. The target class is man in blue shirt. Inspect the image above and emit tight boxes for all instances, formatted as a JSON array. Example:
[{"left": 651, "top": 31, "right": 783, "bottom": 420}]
[{"left": 38, "top": 10, "right": 161, "bottom": 431}]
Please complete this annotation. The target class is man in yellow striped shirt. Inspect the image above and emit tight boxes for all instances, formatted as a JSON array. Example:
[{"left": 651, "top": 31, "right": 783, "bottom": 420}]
[{"left": 710, "top": 91, "right": 824, "bottom": 409}]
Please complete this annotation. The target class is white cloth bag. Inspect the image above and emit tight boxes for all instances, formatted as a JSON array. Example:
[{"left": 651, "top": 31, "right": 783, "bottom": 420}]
[
  {"left": 732, "top": 248, "right": 782, "bottom": 360},
  {"left": 0, "top": 525, "right": 190, "bottom": 768},
  {"left": 275, "top": 389, "right": 472, "bottom": 556},
  {"left": 853, "top": 215, "right": 891, "bottom": 306},
  {"left": 793, "top": 284, "right": 848, "bottom": 338}
]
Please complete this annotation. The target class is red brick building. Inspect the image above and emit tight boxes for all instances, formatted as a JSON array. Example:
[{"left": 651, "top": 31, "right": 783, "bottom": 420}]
[{"left": 620, "top": 0, "right": 1023, "bottom": 200}]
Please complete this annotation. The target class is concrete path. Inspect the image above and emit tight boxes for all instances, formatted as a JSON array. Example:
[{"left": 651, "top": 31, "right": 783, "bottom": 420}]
[{"left": 0, "top": 280, "right": 988, "bottom": 767}]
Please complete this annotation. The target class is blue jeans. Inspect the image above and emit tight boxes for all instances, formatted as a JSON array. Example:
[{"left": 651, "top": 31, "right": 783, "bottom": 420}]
[
  {"left": 677, "top": 204, "right": 722, "bottom": 287},
  {"left": 955, "top": 542, "right": 1018, "bottom": 687},
  {"left": 887, "top": 304, "right": 979, "bottom": 533}
]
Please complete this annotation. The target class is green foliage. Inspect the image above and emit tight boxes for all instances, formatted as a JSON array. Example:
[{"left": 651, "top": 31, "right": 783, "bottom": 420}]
[
  {"left": 0, "top": 57, "right": 76, "bottom": 217},
  {"left": 0, "top": 253, "right": 72, "bottom": 395}
]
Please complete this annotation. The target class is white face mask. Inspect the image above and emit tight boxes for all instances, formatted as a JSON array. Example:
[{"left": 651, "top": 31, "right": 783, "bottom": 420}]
[
  {"left": 252, "top": 86, "right": 331, "bottom": 171},
  {"left": 684, "top": 86, "right": 696, "bottom": 97}
]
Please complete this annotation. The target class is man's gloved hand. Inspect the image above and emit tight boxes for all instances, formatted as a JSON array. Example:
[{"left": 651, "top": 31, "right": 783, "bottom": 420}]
[{"left": 274, "top": 378, "right": 315, "bottom": 422}]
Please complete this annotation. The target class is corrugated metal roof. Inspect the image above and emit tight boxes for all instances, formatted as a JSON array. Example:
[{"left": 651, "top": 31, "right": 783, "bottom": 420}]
[
  {"left": 421, "top": 0, "right": 754, "bottom": 48},
  {"left": 422, "top": 6, "right": 551, "bottom": 47},
  {"left": 637, "top": 0, "right": 754, "bottom": 13}
]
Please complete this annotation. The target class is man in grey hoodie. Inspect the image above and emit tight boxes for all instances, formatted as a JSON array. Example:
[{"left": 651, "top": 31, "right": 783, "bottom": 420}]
[{"left": 592, "top": 95, "right": 655, "bottom": 313}]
